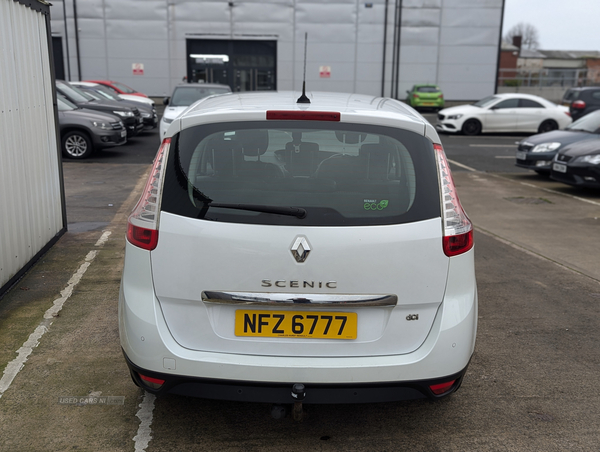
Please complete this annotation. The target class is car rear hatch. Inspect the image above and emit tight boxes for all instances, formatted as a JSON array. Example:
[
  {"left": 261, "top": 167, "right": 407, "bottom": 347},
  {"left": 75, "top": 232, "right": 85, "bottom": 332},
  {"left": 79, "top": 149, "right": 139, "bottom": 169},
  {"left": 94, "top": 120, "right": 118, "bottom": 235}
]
[{"left": 134, "top": 115, "right": 470, "bottom": 358}]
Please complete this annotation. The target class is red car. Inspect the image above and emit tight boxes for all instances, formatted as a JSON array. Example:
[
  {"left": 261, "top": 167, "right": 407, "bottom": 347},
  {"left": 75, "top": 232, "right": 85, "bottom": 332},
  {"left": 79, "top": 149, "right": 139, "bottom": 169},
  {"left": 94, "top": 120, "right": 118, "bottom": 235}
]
[{"left": 85, "top": 80, "right": 149, "bottom": 98}]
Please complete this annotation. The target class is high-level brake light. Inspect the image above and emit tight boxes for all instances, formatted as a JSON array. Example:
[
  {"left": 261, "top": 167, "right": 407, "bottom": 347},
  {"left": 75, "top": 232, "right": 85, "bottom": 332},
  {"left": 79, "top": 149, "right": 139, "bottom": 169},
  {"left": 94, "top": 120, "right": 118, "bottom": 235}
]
[
  {"left": 267, "top": 111, "right": 340, "bottom": 121},
  {"left": 434, "top": 144, "right": 474, "bottom": 257},
  {"left": 126, "top": 138, "right": 170, "bottom": 250}
]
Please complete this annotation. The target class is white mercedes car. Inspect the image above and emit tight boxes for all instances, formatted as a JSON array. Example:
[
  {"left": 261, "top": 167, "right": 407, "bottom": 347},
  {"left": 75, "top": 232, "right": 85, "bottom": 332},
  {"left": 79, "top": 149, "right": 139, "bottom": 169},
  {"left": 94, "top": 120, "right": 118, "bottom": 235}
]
[
  {"left": 159, "top": 83, "right": 231, "bottom": 138},
  {"left": 437, "top": 93, "right": 571, "bottom": 135},
  {"left": 120, "top": 91, "right": 477, "bottom": 406}
]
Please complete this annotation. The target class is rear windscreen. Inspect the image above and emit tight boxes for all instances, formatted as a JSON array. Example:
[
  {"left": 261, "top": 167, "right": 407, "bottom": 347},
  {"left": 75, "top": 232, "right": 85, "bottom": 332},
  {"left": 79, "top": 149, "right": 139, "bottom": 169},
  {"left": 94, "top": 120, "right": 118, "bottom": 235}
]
[
  {"left": 416, "top": 86, "right": 440, "bottom": 93},
  {"left": 161, "top": 122, "right": 440, "bottom": 226}
]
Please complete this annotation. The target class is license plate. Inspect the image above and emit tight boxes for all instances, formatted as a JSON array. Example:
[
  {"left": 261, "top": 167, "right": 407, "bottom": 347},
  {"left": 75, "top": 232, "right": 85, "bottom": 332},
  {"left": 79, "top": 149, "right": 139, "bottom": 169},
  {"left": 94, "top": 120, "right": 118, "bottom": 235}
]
[
  {"left": 120, "top": 130, "right": 127, "bottom": 137},
  {"left": 421, "top": 102, "right": 435, "bottom": 106},
  {"left": 235, "top": 310, "right": 357, "bottom": 340},
  {"left": 553, "top": 162, "right": 567, "bottom": 173},
  {"left": 516, "top": 151, "right": 527, "bottom": 160}
]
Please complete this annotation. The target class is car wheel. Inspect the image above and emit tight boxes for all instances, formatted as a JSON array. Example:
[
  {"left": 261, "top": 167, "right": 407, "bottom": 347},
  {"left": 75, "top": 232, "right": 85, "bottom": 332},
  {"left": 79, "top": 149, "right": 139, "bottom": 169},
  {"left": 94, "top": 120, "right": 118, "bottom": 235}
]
[
  {"left": 538, "top": 120, "right": 558, "bottom": 134},
  {"left": 62, "top": 131, "right": 93, "bottom": 159},
  {"left": 462, "top": 119, "right": 481, "bottom": 136}
]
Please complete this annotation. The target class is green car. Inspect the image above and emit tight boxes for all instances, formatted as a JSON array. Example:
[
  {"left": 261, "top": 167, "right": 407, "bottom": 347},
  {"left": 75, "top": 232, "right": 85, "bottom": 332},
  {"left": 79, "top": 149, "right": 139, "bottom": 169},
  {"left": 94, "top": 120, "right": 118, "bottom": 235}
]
[{"left": 406, "top": 84, "right": 445, "bottom": 110}]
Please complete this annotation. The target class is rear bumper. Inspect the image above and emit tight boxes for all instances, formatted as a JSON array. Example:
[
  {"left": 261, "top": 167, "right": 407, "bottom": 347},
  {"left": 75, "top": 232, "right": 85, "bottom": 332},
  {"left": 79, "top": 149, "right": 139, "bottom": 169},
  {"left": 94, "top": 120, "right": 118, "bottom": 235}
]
[
  {"left": 551, "top": 166, "right": 600, "bottom": 188},
  {"left": 119, "top": 242, "right": 477, "bottom": 403},
  {"left": 124, "top": 350, "right": 470, "bottom": 403}
]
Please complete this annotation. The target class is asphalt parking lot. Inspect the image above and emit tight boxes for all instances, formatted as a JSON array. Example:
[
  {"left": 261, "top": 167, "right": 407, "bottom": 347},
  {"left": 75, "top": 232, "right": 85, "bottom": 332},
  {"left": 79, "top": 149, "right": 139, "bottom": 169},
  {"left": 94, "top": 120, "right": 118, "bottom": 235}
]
[{"left": 1, "top": 117, "right": 600, "bottom": 451}]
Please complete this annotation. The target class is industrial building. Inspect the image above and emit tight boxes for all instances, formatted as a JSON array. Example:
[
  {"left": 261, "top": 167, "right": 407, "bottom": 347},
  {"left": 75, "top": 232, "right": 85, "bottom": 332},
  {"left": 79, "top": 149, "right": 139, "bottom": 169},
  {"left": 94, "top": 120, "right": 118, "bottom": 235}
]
[{"left": 49, "top": 0, "right": 505, "bottom": 100}]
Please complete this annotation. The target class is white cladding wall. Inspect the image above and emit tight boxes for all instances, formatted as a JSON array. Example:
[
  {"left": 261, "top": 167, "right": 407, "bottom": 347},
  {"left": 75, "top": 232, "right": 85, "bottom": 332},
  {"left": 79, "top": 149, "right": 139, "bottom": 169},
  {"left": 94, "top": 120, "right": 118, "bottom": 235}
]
[
  {"left": 50, "top": 0, "right": 503, "bottom": 100},
  {"left": 0, "top": 0, "right": 64, "bottom": 291}
]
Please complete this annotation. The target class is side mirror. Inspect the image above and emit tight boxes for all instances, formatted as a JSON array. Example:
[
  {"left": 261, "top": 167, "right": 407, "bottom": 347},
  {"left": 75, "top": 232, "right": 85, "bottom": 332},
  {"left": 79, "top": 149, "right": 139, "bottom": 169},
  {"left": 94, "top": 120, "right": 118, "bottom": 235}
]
[
  {"left": 406, "top": 90, "right": 410, "bottom": 94},
  {"left": 163, "top": 97, "right": 170, "bottom": 106}
]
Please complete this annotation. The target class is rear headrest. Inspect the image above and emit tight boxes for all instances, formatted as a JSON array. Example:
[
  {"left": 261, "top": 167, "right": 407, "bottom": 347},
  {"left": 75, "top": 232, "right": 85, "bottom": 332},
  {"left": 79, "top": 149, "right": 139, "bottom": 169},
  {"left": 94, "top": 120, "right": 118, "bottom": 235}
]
[
  {"left": 205, "top": 134, "right": 241, "bottom": 175},
  {"left": 335, "top": 131, "right": 366, "bottom": 144},
  {"left": 235, "top": 129, "right": 269, "bottom": 156},
  {"left": 285, "top": 141, "right": 320, "bottom": 152}
]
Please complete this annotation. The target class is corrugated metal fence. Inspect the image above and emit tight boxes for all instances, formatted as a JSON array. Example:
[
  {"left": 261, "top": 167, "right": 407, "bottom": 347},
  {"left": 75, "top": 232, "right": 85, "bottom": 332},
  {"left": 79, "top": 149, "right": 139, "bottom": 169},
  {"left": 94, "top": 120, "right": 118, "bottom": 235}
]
[{"left": 0, "top": 0, "right": 66, "bottom": 295}]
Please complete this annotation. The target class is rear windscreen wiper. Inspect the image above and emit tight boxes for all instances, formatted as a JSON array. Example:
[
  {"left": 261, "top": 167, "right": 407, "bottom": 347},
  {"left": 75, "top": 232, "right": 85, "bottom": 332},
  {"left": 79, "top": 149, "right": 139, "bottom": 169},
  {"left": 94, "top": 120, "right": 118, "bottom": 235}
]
[
  {"left": 205, "top": 202, "right": 307, "bottom": 219},
  {"left": 189, "top": 186, "right": 306, "bottom": 218}
]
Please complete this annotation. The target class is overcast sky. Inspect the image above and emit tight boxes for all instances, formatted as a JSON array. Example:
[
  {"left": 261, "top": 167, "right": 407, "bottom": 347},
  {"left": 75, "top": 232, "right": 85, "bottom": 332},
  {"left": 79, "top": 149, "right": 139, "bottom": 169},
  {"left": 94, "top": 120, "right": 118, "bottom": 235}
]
[{"left": 502, "top": 0, "right": 600, "bottom": 51}]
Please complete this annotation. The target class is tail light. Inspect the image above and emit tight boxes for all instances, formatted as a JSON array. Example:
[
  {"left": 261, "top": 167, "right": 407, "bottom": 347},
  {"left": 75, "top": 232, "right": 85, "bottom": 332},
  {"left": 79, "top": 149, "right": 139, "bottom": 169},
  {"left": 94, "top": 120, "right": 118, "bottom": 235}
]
[
  {"left": 126, "top": 138, "right": 171, "bottom": 250},
  {"left": 434, "top": 144, "right": 474, "bottom": 257},
  {"left": 413, "top": 94, "right": 419, "bottom": 98},
  {"left": 438, "top": 94, "right": 444, "bottom": 99},
  {"left": 572, "top": 100, "right": 586, "bottom": 110}
]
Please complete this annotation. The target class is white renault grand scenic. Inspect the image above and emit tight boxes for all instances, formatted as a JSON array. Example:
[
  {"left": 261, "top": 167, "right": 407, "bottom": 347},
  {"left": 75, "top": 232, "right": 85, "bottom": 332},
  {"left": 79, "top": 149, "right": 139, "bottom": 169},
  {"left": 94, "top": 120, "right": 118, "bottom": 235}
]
[{"left": 119, "top": 91, "right": 477, "bottom": 405}]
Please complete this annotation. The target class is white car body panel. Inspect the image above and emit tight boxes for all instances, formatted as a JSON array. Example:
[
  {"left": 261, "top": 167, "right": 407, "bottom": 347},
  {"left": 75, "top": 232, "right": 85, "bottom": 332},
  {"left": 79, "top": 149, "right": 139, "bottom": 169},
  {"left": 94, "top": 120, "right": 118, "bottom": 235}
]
[
  {"left": 118, "top": 94, "right": 154, "bottom": 107},
  {"left": 437, "top": 93, "right": 572, "bottom": 134},
  {"left": 120, "top": 242, "right": 477, "bottom": 383},
  {"left": 151, "top": 214, "right": 448, "bottom": 357},
  {"left": 119, "top": 90, "right": 477, "bottom": 401}
]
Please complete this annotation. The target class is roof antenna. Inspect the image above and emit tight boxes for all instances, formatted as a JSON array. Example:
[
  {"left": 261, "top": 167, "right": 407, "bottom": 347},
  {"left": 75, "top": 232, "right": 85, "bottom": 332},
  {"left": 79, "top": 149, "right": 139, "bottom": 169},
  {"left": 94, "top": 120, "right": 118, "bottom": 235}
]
[{"left": 297, "top": 32, "right": 310, "bottom": 104}]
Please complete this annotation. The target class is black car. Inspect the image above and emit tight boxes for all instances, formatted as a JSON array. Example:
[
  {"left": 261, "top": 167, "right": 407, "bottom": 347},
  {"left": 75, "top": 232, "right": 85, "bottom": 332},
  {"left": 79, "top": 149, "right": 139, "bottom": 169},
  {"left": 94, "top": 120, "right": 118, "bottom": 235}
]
[
  {"left": 57, "top": 95, "right": 127, "bottom": 159},
  {"left": 71, "top": 81, "right": 158, "bottom": 129},
  {"left": 550, "top": 139, "right": 600, "bottom": 189},
  {"left": 562, "top": 86, "right": 600, "bottom": 121},
  {"left": 516, "top": 110, "right": 600, "bottom": 174},
  {"left": 56, "top": 80, "right": 144, "bottom": 137}
]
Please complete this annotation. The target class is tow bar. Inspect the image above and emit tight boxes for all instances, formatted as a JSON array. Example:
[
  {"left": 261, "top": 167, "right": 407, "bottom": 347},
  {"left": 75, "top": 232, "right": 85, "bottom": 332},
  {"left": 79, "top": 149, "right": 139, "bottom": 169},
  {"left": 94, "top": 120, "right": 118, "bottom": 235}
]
[{"left": 291, "top": 383, "right": 306, "bottom": 421}]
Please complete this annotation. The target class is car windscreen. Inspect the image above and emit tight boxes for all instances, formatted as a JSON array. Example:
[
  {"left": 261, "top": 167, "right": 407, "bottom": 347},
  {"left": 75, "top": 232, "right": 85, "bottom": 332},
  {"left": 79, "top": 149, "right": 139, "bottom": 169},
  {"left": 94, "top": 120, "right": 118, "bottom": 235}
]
[
  {"left": 416, "top": 86, "right": 440, "bottom": 93},
  {"left": 57, "top": 96, "right": 77, "bottom": 111},
  {"left": 473, "top": 96, "right": 498, "bottom": 108},
  {"left": 89, "top": 86, "right": 121, "bottom": 101},
  {"left": 562, "top": 89, "right": 579, "bottom": 102},
  {"left": 112, "top": 82, "right": 136, "bottom": 93},
  {"left": 170, "top": 87, "right": 231, "bottom": 107},
  {"left": 160, "top": 121, "right": 440, "bottom": 227},
  {"left": 566, "top": 110, "right": 600, "bottom": 132},
  {"left": 57, "top": 82, "right": 90, "bottom": 103}
]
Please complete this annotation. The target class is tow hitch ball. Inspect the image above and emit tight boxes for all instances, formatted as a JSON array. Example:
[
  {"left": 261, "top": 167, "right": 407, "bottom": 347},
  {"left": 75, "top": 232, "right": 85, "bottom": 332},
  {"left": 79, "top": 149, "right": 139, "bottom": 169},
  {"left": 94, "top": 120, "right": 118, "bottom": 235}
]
[{"left": 291, "top": 383, "right": 306, "bottom": 421}]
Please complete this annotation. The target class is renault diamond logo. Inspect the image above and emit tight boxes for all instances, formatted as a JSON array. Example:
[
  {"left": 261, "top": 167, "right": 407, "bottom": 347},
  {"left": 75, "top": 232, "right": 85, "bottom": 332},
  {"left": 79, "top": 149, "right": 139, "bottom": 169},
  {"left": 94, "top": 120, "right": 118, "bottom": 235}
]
[{"left": 291, "top": 236, "right": 311, "bottom": 263}]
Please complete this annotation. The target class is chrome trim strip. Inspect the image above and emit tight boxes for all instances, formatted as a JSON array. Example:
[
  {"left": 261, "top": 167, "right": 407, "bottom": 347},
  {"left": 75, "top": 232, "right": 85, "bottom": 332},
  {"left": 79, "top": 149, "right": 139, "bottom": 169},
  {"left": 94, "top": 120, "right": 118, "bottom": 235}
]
[{"left": 201, "top": 291, "right": 397, "bottom": 307}]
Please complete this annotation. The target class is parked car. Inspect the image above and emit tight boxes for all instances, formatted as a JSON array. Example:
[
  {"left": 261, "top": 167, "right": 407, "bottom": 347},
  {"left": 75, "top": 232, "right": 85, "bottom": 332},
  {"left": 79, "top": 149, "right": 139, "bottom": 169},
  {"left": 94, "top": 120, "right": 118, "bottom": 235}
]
[
  {"left": 561, "top": 86, "right": 600, "bottom": 121},
  {"left": 57, "top": 95, "right": 126, "bottom": 159},
  {"left": 71, "top": 81, "right": 157, "bottom": 129},
  {"left": 160, "top": 83, "right": 232, "bottom": 138},
  {"left": 437, "top": 93, "right": 571, "bottom": 135},
  {"left": 120, "top": 91, "right": 477, "bottom": 405},
  {"left": 56, "top": 80, "right": 144, "bottom": 137},
  {"left": 85, "top": 80, "right": 149, "bottom": 98},
  {"left": 516, "top": 109, "right": 600, "bottom": 174},
  {"left": 550, "top": 139, "right": 600, "bottom": 189},
  {"left": 406, "top": 84, "right": 444, "bottom": 111}
]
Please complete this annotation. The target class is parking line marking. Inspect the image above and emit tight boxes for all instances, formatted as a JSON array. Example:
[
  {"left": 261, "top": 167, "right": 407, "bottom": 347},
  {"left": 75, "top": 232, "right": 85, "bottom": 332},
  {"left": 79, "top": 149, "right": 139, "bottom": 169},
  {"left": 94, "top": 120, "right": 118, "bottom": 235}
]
[
  {"left": 447, "top": 158, "right": 477, "bottom": 172},
  {"left": 476, "top": 227, "right": 600, "bottom": 285},
  {"left": 519, "top": 182, "right": 600, "bottom": 207},
  {"left": 133, "top": 392, "right": 156, "bottom": 452},
  {"left": 95, "top": 230, "right": 112, "bottom": 247},
  {"left": 0, "top": 250, "right": 98, "bottom": 399}
]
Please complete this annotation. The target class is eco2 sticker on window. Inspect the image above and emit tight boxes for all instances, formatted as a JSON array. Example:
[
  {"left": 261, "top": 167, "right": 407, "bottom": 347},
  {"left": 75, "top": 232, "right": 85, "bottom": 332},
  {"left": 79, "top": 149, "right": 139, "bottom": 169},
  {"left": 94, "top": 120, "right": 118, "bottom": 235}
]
[{"left": 363, "top": 199, "right": 389, "bottom": 211}]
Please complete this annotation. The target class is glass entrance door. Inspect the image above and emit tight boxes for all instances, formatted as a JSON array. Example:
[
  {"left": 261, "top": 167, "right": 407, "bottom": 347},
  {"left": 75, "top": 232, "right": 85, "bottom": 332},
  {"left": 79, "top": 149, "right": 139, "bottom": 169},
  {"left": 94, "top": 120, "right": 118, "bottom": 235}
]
[
  {"left": 187, "top": 40, "right": 276, "bottom": 92},
  {"left": 235, "top": 68, "right": 275, "bottom": 91}
]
